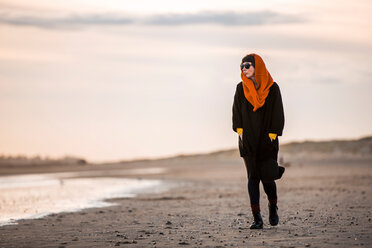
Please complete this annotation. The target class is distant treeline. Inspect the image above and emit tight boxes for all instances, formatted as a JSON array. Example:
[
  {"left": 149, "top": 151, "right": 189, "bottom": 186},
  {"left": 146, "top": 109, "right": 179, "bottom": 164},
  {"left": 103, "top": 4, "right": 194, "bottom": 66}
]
[{"left": 0, "top": 155, "right": 87, "bottom": 166}]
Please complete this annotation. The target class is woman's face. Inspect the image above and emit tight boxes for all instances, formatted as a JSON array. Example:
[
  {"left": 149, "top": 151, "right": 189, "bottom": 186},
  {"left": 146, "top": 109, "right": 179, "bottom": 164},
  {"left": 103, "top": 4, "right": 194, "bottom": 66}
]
[{"left": 242, "top": 62, "right": 255, "bottom": 79}]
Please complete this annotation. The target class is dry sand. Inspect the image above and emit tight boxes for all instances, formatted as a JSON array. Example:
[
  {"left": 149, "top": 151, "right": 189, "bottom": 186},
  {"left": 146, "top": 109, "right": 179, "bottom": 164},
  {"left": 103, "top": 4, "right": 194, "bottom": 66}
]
[{"left": 0, "top": 154, "right": 371, "bottom": 247}]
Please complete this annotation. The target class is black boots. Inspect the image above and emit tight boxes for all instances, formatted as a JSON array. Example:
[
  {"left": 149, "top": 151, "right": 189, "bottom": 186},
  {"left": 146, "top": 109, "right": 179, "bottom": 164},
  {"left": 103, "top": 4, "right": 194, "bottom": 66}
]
[
  {"left": 249, "top": 212, "right": 263, "bottom": 229},
  {"left": 268, "top": 203, "right": 279, "bottom": 226},
  {"left": 250, "top": 204, "right": 278, "bottom": 229},
  {"left": 249, "top": 203, "right": 279, "bottom": 229}
]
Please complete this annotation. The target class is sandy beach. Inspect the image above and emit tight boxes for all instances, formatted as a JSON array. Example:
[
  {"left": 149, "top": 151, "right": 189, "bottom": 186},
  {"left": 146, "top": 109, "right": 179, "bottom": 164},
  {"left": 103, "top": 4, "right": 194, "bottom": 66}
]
[{"left": 0, "top": 152, "right": 371, "bottom": 247}]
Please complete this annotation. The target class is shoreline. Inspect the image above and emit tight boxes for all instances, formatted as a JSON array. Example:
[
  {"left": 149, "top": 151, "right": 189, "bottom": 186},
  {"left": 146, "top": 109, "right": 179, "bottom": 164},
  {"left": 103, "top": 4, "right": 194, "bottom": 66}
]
[{"left": 0, "top": 168, "right": 174, "bottom": 227}]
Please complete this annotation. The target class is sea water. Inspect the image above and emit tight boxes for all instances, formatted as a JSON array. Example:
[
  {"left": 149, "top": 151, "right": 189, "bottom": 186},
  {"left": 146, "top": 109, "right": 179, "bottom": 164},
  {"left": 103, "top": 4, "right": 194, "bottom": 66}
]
[{"left": 0, "top": 168, "right": 168, "bottom": 226}]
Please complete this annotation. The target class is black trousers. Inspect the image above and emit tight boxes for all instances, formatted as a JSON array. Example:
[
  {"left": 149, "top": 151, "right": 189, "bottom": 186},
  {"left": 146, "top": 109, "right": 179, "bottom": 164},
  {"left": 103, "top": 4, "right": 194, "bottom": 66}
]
[{"left": 243, "top": 156, "right": 277, "bottom": 205}]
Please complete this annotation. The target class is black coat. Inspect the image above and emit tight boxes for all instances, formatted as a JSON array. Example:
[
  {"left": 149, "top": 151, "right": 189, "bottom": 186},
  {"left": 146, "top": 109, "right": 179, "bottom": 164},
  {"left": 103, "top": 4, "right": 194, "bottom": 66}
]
[{"left": 232, "top": 82, "right": 285, "bottom": 162}]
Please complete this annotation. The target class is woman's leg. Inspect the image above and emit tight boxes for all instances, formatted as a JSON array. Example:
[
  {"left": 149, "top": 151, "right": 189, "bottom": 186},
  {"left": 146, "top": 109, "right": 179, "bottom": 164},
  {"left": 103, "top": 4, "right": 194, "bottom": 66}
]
[
  {"left": 262, "top": 180, "right": 279, "bottom": 226},
  {"left": 243, "top": 156, "right": 261, "bottom": 213},
  {"left": 262, "top": 181, "right": 277, "bottom": 204},
  {"left": 248, "top": 178, "right": 261, "bottom": 213},
  {"left": 243, "top": 156, "right": 264, "bottom": 229}
]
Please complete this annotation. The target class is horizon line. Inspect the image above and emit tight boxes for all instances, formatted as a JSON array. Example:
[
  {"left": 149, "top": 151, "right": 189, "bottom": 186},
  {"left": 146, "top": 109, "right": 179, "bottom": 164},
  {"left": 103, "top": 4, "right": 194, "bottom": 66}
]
[{"left": 1, "top": 134, "right": 371, "bottom": 164}]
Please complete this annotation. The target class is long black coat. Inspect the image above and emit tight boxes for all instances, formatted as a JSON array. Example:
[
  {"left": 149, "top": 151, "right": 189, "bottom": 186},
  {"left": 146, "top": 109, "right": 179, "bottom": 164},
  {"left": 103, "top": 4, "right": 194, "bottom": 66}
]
[{"left": 232, "top": 82, "right": 285, "bottom": 164}]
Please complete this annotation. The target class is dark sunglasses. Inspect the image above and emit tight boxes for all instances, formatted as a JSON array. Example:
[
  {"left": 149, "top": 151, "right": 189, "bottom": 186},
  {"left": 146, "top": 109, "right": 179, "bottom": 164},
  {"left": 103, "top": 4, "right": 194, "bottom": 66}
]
[{"left": 240, "top": 62, "right": 253, "bottom": 70}]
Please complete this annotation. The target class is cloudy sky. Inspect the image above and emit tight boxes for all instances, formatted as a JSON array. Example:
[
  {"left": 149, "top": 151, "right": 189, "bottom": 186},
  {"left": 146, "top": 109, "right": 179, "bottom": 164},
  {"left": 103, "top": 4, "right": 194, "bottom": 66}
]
[{"left": 1, "top": 0, "right": 371, "bottom": 162}]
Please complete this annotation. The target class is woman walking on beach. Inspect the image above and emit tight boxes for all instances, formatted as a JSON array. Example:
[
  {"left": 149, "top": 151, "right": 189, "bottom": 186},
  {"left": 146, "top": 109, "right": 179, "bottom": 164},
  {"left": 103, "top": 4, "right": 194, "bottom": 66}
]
[{"left": 232, "top": 53, "right": 285, "bottom": 229}]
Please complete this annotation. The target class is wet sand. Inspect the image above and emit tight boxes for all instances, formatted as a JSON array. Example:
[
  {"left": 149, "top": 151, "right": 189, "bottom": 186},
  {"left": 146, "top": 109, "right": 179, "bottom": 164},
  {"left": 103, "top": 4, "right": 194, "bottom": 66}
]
[{"left": 0, "top": 155, "right": 371, "bottom": 247}]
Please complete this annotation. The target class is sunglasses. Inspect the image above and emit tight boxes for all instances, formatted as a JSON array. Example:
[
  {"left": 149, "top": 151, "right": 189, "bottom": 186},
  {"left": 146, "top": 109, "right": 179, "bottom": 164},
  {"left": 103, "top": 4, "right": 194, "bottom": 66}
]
[{"left": 240, "top": 62, "right": 253, "bottom": 70}]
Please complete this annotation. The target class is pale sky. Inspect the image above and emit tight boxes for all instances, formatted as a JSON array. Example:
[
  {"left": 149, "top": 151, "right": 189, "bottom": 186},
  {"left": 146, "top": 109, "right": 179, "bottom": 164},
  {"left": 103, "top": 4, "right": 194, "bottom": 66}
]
[{"left": 1, "top": 0, "right": 371, "bottom": 162}]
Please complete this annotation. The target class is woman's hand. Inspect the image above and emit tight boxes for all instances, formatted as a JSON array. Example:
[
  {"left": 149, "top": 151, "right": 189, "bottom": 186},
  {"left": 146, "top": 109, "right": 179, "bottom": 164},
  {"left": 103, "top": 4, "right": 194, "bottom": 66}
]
[
  {"left": 237, "top": 128, "right": 243, "bottom": 139},
  {"left": 269, "top": 133, "right": 277, "bottom": 141}
]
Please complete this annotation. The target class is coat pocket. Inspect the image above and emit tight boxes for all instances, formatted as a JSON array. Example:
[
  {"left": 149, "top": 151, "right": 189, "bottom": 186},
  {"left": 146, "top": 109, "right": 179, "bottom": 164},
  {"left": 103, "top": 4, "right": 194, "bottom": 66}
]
[{"left": 264, "top": 134, "right": 278, "bottom": 152}]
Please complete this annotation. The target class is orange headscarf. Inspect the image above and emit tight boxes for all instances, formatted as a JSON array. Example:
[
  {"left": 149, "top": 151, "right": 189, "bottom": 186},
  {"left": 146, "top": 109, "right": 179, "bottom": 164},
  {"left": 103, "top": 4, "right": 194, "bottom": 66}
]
[{"left": 241, "top": 53, "right": 274, "bottom": 112}]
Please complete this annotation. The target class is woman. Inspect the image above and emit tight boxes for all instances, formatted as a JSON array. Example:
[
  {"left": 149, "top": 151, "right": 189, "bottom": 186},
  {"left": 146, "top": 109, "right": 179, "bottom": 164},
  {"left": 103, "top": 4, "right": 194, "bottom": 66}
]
[{"left": 232, "top": 53, "right": 285, "bottom": 229}]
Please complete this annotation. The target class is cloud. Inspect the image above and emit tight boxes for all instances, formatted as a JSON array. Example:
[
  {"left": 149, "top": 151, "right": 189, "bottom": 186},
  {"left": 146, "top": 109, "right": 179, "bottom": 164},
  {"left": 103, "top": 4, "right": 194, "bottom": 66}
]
[
  {"left": 144, "top": 11, "right": 303, "bottom": 26},
  {"left": 0, "top": 10, "right": 305, "bottom": 29},
  {"left": 0, "top": 13, "right": 134, "bottom": 29}
]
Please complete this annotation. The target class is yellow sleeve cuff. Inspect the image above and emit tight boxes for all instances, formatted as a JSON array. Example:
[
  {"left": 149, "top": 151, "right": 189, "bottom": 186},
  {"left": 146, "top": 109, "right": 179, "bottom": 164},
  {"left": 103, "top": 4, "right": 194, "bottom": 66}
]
[
  {"left": 269, "top": 133, "right": 277, "bottom": 140},
  {"left": 237, "top": 128, "right": 243, "bottom": 135}
]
